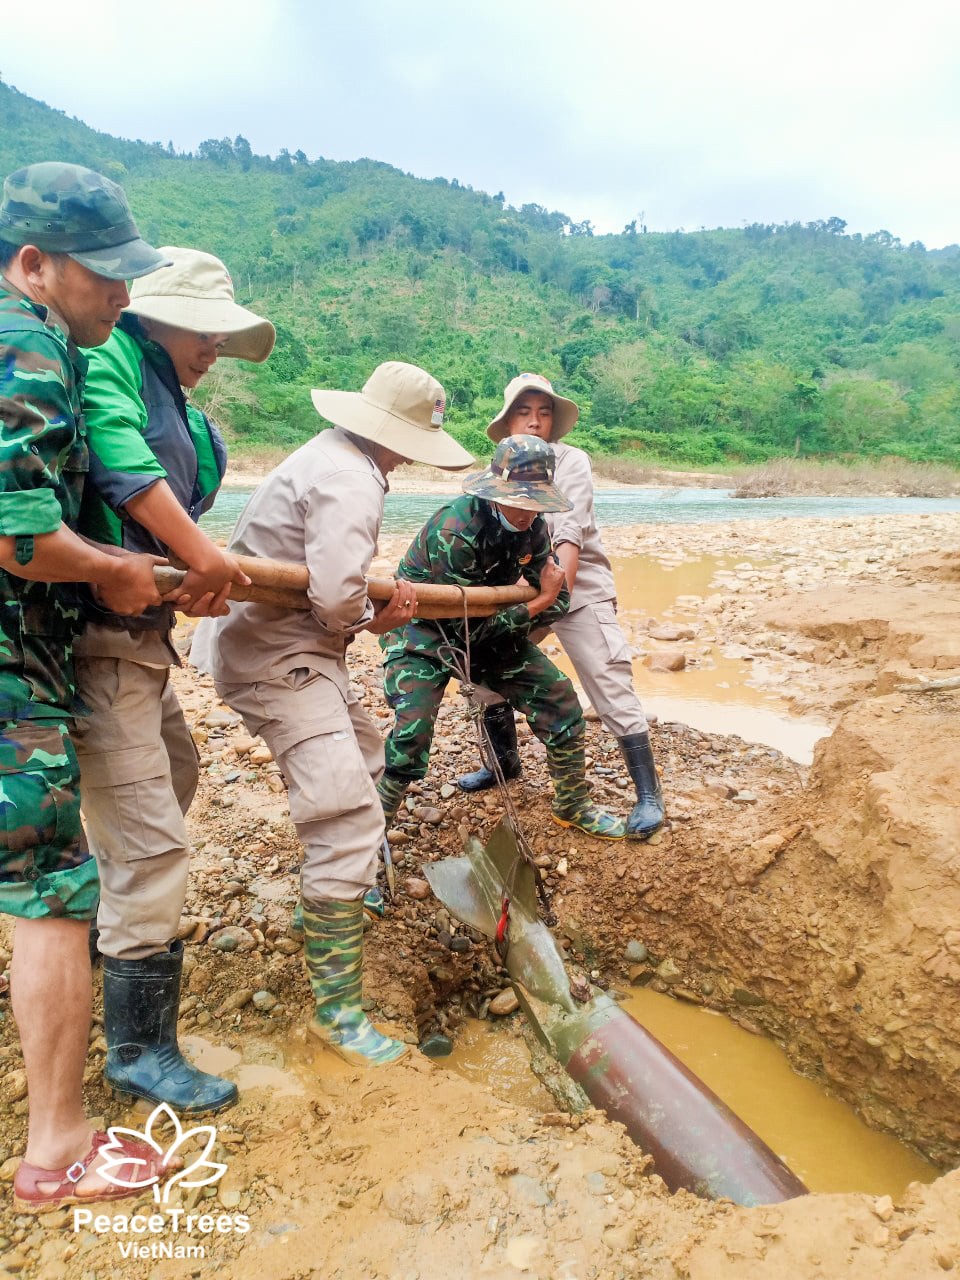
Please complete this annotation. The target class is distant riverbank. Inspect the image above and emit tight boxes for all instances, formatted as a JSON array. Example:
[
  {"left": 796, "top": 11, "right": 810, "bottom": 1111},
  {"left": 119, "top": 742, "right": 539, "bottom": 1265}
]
[{"left": 223, "top": 447, "right": 959, "bottom": 499}]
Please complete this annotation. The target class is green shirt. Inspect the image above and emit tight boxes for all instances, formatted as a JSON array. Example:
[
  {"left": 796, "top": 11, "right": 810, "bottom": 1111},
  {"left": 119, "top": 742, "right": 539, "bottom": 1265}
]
[{"left": 79, "top": 323, "right": 221, "bottom": 547}]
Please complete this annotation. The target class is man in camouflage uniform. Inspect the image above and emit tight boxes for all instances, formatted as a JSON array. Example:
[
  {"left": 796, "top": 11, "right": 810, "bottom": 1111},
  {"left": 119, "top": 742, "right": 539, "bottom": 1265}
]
[
  {"left": 380, "top": 435, "right": 627, "bottom": 839},
  {"left": 0, "top": 162, "right": 168, "bottom": 1210}
]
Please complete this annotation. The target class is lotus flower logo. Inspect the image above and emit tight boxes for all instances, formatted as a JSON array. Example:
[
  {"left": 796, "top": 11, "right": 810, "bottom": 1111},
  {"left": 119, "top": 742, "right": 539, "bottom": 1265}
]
[{"left": 98, "top": 1103, "right": 228, "bottom": 1204}]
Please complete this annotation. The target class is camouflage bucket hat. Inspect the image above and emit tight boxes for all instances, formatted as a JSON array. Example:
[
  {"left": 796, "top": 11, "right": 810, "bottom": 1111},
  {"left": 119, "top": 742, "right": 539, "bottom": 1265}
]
[
  {"left": 461, "top": 434, "right": 573, "bottom": 513},
  {"left": 0, "top": 162, "right": 168, "bottom": 281}
]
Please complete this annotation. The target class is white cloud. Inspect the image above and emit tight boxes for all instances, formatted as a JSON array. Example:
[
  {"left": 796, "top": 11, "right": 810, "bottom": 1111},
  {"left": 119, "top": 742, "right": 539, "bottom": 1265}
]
[{"left": 3, "top": 0, "right": 958, "bottom": 244}]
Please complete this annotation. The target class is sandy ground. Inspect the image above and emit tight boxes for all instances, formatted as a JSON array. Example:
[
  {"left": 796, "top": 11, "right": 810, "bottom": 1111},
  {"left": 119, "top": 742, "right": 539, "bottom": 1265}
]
[{"left": 1, "top": 513, "right": 959, "bottom": 1278}]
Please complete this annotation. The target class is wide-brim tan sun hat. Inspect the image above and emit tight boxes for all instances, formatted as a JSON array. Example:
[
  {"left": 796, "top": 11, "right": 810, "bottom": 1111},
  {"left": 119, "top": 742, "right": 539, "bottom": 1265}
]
[
  {"left": 124, "top": 246, "right": 276, "bottom": 362},
  {"left": 311, "top": 361, "right": 474, "bottom": 471},
  {"left": 487, "top": 372, "right": 580, "bottom": 443},
  {"left": 462, "top": 434, "right": 573, "bottom": 513}
]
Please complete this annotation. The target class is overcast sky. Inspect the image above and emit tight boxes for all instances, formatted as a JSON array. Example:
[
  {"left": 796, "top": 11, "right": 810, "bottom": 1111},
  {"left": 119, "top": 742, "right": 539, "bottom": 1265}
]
[{"left": 4, "top": 0, "right": 959, "bottom": 246}]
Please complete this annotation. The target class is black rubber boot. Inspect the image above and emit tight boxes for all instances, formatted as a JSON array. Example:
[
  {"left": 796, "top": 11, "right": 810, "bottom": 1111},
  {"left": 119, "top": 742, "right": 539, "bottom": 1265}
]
[
  {"left": 102, "top": 941, "right": 238, "bottom": 1114},
  {"left": 619, "top": 731, "right": 665, "bottom": 839},
  {"left": 457, "top": 703, "right": 523, "bottom": 792}
]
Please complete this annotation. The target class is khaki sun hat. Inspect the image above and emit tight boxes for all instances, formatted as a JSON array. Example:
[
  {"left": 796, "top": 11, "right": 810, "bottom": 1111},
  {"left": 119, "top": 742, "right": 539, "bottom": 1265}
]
[
  {"left": 311, "top": 361, "right": 474, "bottom": 471},
  {"left": 125, "top": 247, "right": 276, "bottom": 362},
  {"left": 487, "top": 372, "right": 580, "bottom": 443},
  {"left": 462, "top": 435, "right": 573, "bottom": 513}
]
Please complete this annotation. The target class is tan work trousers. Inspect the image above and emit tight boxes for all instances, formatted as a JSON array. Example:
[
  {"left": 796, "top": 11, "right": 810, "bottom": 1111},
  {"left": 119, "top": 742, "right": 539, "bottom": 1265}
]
[
  {"left": 478, "top": 600, "right": 648, "bottom": 738},
  {"left": 215, "top": 665, "right": 384, "bottom": 904},
  {"left": 74, "top": 650, "right": 198, "bottom": 960}
]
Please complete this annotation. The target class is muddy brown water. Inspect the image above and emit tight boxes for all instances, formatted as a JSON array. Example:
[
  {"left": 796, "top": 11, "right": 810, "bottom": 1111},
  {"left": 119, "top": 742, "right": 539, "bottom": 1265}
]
[
  {"left": 553, "top": 553, "right": 829, "bottom": 764},
  {"left": 442, "top": 992, "right": 939, "bottom": 1198}
]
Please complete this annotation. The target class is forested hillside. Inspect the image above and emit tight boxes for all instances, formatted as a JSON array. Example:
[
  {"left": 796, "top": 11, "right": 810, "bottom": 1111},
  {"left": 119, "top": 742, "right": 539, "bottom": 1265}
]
[{"left": 3, "top": 78, "right": 959, "bottom": 466}]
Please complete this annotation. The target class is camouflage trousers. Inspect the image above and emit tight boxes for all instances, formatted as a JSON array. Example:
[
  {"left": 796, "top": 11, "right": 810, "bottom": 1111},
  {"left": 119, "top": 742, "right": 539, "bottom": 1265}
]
[
  {"left": 382, "top": 634, "right": 583, "bottom": 781},
  {"left": 0, "top": 718, "right": 99, "bottom": 920}
]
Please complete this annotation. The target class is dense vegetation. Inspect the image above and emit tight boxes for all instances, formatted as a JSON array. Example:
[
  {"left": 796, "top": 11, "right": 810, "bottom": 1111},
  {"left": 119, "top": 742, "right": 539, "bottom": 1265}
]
[{"left": 3, "top": 79, "right": 959, "bottom": 467}]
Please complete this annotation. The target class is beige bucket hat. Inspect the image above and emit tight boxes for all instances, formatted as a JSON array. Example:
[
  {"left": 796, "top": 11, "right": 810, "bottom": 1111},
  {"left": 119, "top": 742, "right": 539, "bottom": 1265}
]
[
  {"left": 487, "top": 372, "right": 580, "bottom": 443},
  {"left": 124, "top": 246, "right": 276, "bottom": 362},
  {"left": 311, "top": 361, "right": 474, "bottom": 470}
]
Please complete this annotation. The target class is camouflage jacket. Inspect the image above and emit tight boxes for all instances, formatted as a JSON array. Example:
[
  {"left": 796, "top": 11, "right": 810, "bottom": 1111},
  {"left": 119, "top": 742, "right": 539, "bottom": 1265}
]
[
  {"left": 0, "top": 279, "right": 88, "bottom": 721},
  {"left": 387, "top": 493, "right": 569, "bottom": 667}
]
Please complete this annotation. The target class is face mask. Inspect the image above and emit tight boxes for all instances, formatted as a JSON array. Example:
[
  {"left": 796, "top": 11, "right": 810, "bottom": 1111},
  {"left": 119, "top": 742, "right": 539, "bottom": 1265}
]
[{"left": 496, "top": 508, "right": 526, "bottom": 533}]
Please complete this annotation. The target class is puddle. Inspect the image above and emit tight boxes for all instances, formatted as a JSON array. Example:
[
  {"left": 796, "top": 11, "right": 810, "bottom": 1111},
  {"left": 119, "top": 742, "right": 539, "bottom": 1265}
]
[
  {"left": 443, "top": 1019, "right": 556, "bottom": 1113},
  {"left": 442, "top": 996, "right": 938, "bottom": 1199},
  {"left": 549, "top": 554, "right": 830, "bottom": 764},
  {"left": 181, "top": 1035, "right": 306, "bottom": 1097},
  {"left": 621, "top": 988, "right": 940, "bottom": 1196}
]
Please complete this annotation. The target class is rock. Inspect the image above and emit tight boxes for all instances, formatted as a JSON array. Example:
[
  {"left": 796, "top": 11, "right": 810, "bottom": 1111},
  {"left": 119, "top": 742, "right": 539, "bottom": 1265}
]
[
  {"left": 646, "top": 650, "right": 687, "bottom": 673},
  {"left": 232, "top": 735, "right": 259, "bottom": 755},
  {"left": 252, "top": 990, "right": 278, "bottom": 1012},
  {"left": 222, "top": 769, "right": 242, "bottom": 784},
  {"left": 439, "top": 783, "right": 456, "bottom": 800},
  {"left": 0, "top": 1070, "right": 27, "bottom": 1104},
  {"left": 872, "top": 1195, "right": 895, "bottom": 1222},
  {"left": 655, "top": 959, "right": 683, "bottom": 986},
  {"left": 732, "top": 987, "right": 765, "bottom": 1007},
  {"left": 0, "top": 1156, "right": 19, "bottom": 1182},
  {"left": 272, "top": 937, "right": 302, "bottom": 955},
  {"left": 219, "top": 1190, "right": 242, "bottom": 1209},
  {"left": 648, "top": 623, "right": 695, "bottom": 641},
  {"left": 413, "top": 806, "right": 442, "bottom": 825},
  {"left": 205, "top": 710, "right": 240, "bottom": 728},
  {"left": 702, "top": 775, "right": 737, "bottom": 800},
  {"left": 509, "top": 1174, "right": 551, "bottom": 1206},
  {"left": 222, "top": 879, "right": 246, "bottom": 897},
  {"left": 418, "top": 1034, "right": 453, "bottom": 1058},
  {"left": 489, "top": 989, "right": 520, "bottom": 1016},
  {"left": 249, "top": 746, "right": 273, "bottom": 765},
  {"left": 624, "top": 940, "right": 648, "bottom": 963},
  {"left": 449, "top": 936, "right": 471, "bottom": 953},
  {"left": 404, "top": 877, "right": 432, "bottom": 900},
  {"left": 220, "top": 989, "right": 254, "bottom": 1014},
  {"left": 556, "top": 856, "right": 568, "bottom": 876},
  {"left": 732, "top": 789, "right": 759, "bottom": 804},
  {"left": 209, "top": 926, "right": 257, "bottom": 953}
]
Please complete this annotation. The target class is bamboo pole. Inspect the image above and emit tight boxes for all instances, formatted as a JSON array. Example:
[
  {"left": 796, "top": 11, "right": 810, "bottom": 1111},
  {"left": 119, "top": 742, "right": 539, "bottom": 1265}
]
[{"left": 154, "top": 555, "right": 536, "bottom": 619}]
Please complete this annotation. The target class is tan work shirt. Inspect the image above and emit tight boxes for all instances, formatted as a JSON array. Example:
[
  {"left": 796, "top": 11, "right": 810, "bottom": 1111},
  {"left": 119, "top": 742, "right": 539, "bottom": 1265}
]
[
  {"left": 191, "top": 428, "right": 385, "bottom": 691},
  {"left": 546, "top": 441, "right": 616, "bottom": 610}
]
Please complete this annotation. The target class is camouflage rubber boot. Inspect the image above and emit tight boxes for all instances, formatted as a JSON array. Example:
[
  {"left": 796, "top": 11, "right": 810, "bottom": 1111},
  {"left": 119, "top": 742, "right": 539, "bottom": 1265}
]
[
  {"left": 302, "top": 900, "right": 408, "bottom": 1066},
  {"left": 547, "top": 738, "right": 627, "bottom": 839},
  {"left": 292, "top": 887, "right": 384, "bottom": 936},
  {"left": 377, "top": 769, "right": 411, "bottom": 829}
]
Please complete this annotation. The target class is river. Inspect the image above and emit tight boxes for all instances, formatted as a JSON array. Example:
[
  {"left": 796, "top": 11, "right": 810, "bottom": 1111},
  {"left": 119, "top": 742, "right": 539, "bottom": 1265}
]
[{"left": 200, "top": 485, "right": 960, "bottom": 541}]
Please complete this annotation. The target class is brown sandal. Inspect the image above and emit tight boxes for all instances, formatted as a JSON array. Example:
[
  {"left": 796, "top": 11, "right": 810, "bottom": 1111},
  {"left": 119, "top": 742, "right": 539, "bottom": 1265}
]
[{"left": 13, "top": 1130, "right": 165, "bottom": 1213}]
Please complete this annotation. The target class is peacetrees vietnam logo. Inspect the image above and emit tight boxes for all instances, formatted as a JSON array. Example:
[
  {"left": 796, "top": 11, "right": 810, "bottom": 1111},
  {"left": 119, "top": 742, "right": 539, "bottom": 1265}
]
[{"left": 73, "top": 1103, "right": 250, "bottom": 1261}]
